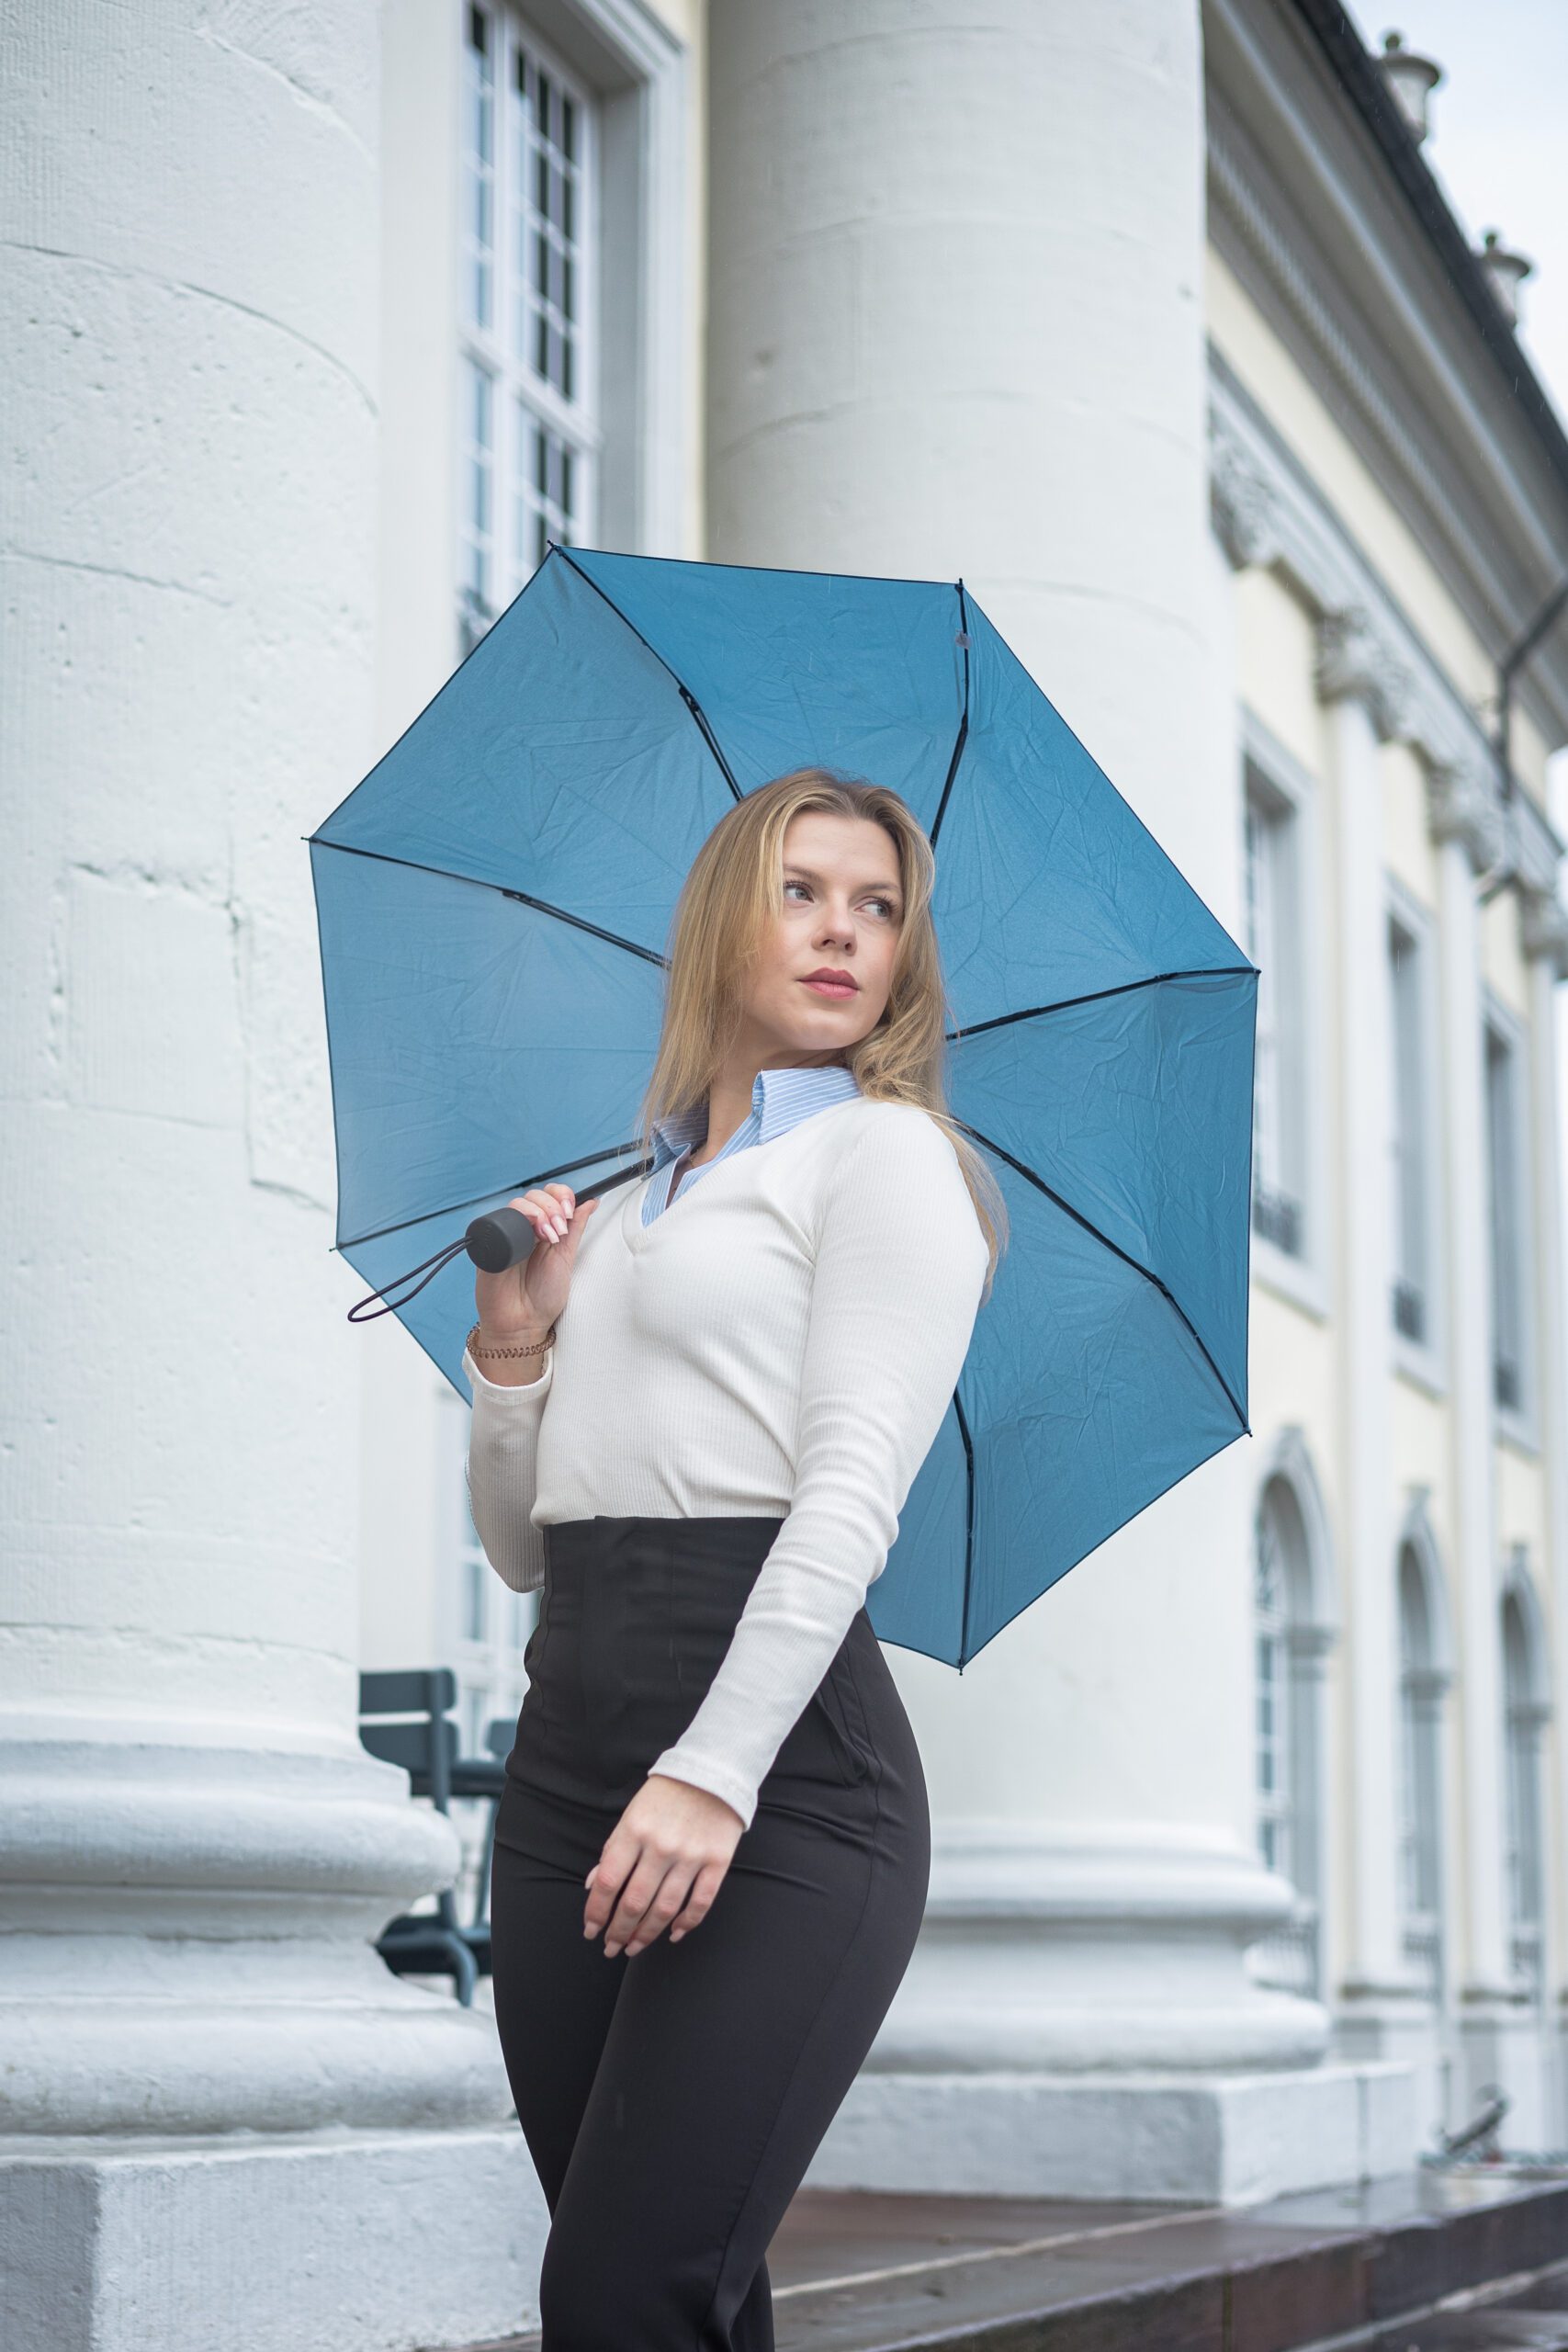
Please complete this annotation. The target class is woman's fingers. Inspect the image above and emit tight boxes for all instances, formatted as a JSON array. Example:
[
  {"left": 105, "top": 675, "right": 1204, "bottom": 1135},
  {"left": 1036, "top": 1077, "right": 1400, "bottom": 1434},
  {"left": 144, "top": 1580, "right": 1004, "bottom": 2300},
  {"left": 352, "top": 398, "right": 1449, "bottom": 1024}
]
[
  {"left": 583, "top": 1787, "right": 736, "bottom": 1956},
  {"left": 590, "top": 1845, "right": 675, "bottom": 1956},
  {"left": 513, "top": 1184, "right": 574, "bottom": 1243},
  {"left": 619, "top": 1869, "right": 695, "bottom": 1958},
  {"left": 667, "top": 1860, "right": 726, "bottom": 1943},
  {"left": 583, "top": 1837, "right": 698, "bottom": 1958}
]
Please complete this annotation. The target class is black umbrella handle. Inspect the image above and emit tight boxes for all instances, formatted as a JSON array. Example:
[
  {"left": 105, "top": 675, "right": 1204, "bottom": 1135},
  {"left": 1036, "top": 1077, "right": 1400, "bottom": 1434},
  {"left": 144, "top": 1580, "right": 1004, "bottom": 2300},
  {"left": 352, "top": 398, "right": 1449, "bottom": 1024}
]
[
  {"left": 344, "top": 1159, "right": 654, "bottom": 1322},
  {"left": 465, "top": 1204, "right": 534, "bottom": 1272}
]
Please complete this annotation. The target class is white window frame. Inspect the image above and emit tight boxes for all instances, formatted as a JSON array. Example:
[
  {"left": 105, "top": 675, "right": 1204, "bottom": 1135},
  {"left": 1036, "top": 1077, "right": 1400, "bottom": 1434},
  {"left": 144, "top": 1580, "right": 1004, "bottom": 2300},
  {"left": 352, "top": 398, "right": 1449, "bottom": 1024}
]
[
  {"left": 452, "top": 0, "right": 689, "bottom": 659},
  {"left": 1500, "top": 1551, "right": 1551, "bottom": 2008},
  {"left": 1385, "top": 876, "right": 1447, "bottom": 1398},
  {"left": 1240, "top": 708, "right": 1329, "bottom": 1319},
  {"left": 1247, "top": 1430, "right": 1337, "bottom": 2007},
  {"left": 1394, "top": 1532, "right": 1450, "bottom": 2006},
  {"left": 457, "top": 3, "right": 604, "bottom": 652},
  {"left": 1482, "top": 989, "right": 1539, "bottom": 1452}
]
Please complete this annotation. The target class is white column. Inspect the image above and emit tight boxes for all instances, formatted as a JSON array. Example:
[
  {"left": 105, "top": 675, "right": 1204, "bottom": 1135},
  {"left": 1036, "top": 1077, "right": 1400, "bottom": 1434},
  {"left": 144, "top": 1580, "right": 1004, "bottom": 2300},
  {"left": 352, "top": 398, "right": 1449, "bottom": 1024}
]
[
  {"left": 1314, "top": 615, "right": 1427, "bottom": 2041},
  {"left": 1427, "top": 769, "right": 1515, "bottom": 2026},
  {"left": 707, "top": 0, "right": 1412, "bottom": 2203},
  {"left": 0, "top": 12, "right": 536, "bottom": 2349}
]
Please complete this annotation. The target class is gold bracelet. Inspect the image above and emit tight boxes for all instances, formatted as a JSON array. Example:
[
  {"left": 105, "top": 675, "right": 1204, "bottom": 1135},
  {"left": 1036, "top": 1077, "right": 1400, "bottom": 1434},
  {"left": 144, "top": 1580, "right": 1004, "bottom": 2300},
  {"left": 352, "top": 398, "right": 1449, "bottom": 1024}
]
[{"left": 467, "top": 1319, "right": 556, "bottom": 1361}]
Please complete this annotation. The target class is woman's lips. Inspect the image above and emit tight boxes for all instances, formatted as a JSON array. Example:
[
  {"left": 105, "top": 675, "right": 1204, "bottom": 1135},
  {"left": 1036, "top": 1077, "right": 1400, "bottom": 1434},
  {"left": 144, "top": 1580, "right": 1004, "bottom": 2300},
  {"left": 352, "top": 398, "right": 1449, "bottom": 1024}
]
[{"left": 800, "top": 978, "right": 858, "bottom": 998}]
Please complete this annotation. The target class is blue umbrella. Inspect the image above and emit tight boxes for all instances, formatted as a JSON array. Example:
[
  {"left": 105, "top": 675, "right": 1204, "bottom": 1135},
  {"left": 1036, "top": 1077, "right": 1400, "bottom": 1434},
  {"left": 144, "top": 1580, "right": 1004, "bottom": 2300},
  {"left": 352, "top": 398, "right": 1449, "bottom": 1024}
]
[{"left": 308, "top": 545, "right": 1256, "bottom": 1668}]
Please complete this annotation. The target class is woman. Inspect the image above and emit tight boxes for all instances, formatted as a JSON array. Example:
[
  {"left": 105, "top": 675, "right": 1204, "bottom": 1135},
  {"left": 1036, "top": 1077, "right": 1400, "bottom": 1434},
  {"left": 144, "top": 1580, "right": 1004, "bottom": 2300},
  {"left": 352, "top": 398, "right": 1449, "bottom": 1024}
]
[{"left": 464, "top": 766, "right": 1006, "bottom": 2349}]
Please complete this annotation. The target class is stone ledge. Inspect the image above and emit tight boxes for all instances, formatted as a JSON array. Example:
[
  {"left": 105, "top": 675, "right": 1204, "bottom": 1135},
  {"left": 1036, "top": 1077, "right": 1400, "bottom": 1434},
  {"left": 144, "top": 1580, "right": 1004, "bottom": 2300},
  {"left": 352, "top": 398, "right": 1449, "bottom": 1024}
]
[
  {"left": 0, "top": 2125, "right": 547, "bottom": 2352},
  {"left": 799, "top": 2062, "right": 1417, "bottom": 2204}
]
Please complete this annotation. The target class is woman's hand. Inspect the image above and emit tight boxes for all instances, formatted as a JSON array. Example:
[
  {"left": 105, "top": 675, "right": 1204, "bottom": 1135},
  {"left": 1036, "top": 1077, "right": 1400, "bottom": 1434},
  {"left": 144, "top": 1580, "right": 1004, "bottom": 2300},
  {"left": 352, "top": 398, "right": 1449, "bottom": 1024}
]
[
  {"left": 474, "top": 1182, "right": 600, "bottom": 1340},
  {"left": 583, "top": 1774, "right": 745, "bottom": 1957}
]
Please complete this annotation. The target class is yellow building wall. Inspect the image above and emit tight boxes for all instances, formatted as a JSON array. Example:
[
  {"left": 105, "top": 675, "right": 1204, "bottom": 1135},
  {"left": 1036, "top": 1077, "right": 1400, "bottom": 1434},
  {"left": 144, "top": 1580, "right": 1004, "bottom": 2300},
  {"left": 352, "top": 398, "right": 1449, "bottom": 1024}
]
[{"left": 1207, "top": 232, "right": 1554, "bottom": 1923}]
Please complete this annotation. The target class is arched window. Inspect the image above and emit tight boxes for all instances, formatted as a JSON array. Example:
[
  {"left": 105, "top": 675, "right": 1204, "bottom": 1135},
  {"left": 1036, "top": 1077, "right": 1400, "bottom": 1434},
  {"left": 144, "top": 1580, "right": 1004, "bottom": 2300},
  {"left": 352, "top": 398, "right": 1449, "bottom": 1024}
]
[
  {"left": 1249, "top": 1463, "right": 1333, "bottom": 1998},
  {"left": 1396, "top": 1541, "right": 1448, "bottom": 2001},
  {"left": 1501, "top": 1555, "right": 1551, "bottom": 2005}
]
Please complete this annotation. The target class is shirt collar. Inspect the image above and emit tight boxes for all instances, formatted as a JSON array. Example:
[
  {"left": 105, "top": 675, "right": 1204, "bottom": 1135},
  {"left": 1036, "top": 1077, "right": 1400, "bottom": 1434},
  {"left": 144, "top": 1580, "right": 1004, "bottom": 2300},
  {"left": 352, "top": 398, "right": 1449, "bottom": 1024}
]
[{"left": 649, "top": 1061, "right": 862, "bottom": 1169}]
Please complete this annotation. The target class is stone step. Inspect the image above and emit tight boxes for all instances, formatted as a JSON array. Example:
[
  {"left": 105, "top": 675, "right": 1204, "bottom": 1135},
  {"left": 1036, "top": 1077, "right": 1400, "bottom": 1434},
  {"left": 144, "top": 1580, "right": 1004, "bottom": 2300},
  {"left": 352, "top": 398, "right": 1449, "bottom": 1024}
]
[{"left": 464, "top": 2167, "right": 1568, "bottom": 2352}]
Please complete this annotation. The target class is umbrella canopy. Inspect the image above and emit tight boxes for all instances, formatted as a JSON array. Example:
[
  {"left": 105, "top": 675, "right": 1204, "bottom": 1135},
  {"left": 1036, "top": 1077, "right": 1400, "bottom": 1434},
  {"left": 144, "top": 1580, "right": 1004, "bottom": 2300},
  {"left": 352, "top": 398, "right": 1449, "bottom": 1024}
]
[{"left": 309, "top": 545, "right": 1256, "bottom": 1667}]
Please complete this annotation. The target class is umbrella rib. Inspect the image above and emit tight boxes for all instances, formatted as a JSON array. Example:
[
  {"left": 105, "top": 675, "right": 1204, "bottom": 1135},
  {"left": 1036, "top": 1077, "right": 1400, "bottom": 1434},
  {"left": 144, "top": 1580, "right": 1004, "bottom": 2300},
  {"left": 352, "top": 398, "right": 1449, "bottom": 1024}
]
[
  {"left": 954, "top": 1384, "right": 976, "bottom": 1669},
  {"left": 949, "top": 962, "right": 1257, "bottom": 1035},
  {"left": 930, "top": 580, "right": 971, "bottom": 851},
  {"left": 956, "top": 1118, "right": 1247, "bottom": 1435},
  {"left": 555, "top": 547, "right": 743, "bottom": 801},
  {"left": 304, "top": 835, "right": 670, "bottom": 967},
  {"left": 335, "top": 1146, "right": 655, "bottom": 1255}
]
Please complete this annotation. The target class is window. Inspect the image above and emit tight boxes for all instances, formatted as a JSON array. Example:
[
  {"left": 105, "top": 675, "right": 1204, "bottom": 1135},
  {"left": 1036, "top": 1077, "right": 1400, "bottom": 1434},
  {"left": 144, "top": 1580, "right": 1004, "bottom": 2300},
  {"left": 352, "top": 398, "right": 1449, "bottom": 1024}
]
[
  {"left": 1483, "top": 1014, "right": 1530, "bottom": 1419},
  {"left": 1387, "top": 911, "right": 1432, "bottom": 1347},
  {"left": 459, "top": 5, "right": 600, "bottom": 654},
  {"left": 1244, "top": 763, "right": 1308, "bottom": 1260},
  {"left": 1396, "top": 1544, "right": 1446, "bottom": 2001},
  {"left": 1501, "top": 1569, "right": 1547, "bottom": 2004},
  {"left": 1255, "top": 1497, "right": 1292, "bottom": 1882},
  {"left": 1248, "top": 1475, "right": 1325, "bottom": 1999}
]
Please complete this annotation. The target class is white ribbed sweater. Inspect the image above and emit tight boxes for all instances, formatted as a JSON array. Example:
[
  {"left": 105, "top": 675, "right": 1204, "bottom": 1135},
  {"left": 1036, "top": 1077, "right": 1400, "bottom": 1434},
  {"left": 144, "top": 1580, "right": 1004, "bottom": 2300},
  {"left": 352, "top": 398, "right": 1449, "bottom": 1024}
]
[{"left": 462, "top": 1097, "right": 988, "bottom": 1829}]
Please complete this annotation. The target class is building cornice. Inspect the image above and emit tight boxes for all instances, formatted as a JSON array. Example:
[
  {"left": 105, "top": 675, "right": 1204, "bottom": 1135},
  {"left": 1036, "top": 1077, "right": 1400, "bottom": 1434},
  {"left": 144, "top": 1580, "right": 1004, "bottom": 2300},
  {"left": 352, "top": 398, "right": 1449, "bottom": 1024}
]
[
  {"left": 1289, "top": 1, "right": 1568, "bottom": 488},
  {"left": 1203, "top": 0, "right": 1568, "bottom": 750}
]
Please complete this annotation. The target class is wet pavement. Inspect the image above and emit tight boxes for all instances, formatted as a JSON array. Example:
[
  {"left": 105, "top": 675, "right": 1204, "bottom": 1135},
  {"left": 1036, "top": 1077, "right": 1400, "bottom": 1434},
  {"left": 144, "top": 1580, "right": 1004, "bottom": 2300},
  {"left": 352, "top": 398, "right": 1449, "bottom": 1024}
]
[{"left": 462, "top": 2165, "right": 1568, "bottom": 2351}]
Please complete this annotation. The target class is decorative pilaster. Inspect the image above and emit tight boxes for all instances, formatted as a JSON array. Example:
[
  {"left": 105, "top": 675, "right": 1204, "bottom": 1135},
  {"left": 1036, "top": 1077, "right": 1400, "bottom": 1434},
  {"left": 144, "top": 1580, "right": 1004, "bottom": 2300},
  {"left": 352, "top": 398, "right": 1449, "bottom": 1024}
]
[
  {"left": 1427, "top": 756, "right": 1508, "bottom": 875},
  {"left": 1425, "top": 780, "right": 1516, "bottom": 2028},
  {"left": 1314, "top": 616, "right": 1421, "bottom": 2030},
  {"left": 1520, "top": 885, "right": 1568, "bottom": 979},
  {"left": 1210, "top": 403, "right": 1282, "bottom": 571},
  {"left": 1314, "top": 606, "right": 1414, "bottom": 744}
]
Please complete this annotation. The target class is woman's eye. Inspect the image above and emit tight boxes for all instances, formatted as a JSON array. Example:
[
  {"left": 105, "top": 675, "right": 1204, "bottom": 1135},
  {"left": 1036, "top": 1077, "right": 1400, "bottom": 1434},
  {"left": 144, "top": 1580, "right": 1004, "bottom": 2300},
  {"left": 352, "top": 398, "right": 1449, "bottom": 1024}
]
[{"left": 784, "top": 881, "right": 897, "bottom": 919}]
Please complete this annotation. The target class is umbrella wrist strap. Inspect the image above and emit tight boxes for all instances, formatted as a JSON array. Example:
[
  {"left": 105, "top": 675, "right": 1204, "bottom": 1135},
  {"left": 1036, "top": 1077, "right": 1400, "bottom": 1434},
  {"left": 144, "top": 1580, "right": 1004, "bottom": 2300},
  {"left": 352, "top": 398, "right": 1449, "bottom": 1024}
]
[{"left": 345, "top": 1236, "right": 470, "bottom": 1322}]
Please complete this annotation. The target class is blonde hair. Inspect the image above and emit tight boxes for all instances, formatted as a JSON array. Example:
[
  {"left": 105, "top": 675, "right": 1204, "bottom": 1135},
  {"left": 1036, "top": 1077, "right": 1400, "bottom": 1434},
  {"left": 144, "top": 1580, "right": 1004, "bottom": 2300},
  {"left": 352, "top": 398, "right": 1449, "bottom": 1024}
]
[{"left": 634, "top": 766, "right": 1009, "bottom": 1301}]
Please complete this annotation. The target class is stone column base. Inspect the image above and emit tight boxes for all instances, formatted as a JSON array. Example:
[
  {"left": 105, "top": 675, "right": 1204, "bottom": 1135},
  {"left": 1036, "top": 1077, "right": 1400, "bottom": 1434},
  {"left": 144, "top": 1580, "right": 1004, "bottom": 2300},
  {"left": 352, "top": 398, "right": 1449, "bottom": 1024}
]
[
  {"left": 0, "top": 2125, "right": 546, "bottom": 2352},
  {"left": 802, "top": 2061, "right": 1416, "bottom": 2206}
]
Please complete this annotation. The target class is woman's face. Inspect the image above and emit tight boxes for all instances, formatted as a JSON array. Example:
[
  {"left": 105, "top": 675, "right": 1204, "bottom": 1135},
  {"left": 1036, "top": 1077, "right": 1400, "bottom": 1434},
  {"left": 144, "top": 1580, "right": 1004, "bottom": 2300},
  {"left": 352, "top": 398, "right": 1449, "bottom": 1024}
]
[{"left": 744, "top": 810, "right": 904, "bottom": 1060}]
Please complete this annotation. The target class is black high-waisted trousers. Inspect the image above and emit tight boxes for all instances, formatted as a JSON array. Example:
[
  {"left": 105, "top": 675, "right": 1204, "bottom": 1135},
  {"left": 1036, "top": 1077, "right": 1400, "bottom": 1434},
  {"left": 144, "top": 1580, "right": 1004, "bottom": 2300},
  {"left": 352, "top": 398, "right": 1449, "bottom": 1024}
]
[{"left": 488, "top": 1512, "right": 931, "bottom": 2350}]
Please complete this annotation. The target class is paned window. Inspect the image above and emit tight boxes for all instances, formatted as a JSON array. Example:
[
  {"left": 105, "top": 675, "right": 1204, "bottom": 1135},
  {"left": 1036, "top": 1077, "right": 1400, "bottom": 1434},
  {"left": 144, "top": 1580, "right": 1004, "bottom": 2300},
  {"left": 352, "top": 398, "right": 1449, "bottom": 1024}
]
[
  {"left": 1387, "top": 912, "right": 1432, "bottom": 1346},
  {"left": 1244, "top": 769, "right": 1307, "bottom": 1259},
  {"left": 459, "top": 6, "right": 599, "bottom": 654}
]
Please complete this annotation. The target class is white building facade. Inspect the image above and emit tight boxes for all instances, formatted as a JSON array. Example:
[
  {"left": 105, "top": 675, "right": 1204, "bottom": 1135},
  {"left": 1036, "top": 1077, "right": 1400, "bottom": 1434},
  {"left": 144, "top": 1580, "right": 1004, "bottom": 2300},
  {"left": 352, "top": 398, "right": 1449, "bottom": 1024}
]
[{"left": 5, "top": 2, "right": 1567, "bottom": 2346}]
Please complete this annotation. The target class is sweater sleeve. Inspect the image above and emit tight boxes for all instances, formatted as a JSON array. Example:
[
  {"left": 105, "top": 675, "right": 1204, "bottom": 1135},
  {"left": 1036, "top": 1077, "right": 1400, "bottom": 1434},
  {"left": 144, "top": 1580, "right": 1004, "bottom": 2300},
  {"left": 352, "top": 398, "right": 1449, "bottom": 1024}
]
[
  {"left": 648, "top": 1106, "right": 988, "bottom": 1829},
  {"left": 462, "top": 1340, "right": 556, "bottom": 1594}
]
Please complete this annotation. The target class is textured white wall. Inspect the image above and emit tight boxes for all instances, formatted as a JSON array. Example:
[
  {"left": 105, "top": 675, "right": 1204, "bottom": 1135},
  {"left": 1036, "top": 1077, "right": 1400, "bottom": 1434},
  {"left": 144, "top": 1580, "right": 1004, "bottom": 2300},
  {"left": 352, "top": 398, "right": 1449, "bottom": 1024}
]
[
  {"left": 1, "top": 0, "right": 380, "bottom": 1736},
  {"left": 0, "top": 0, "right": 524, "bottom": 2256}
]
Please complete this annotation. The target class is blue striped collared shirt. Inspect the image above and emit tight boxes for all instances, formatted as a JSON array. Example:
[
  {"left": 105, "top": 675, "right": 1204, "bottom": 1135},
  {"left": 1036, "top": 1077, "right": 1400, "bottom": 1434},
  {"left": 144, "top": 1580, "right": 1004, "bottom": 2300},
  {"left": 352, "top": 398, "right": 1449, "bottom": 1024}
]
[{"left": 641, "top": 1061, "right": 863, "bottom": 1224}]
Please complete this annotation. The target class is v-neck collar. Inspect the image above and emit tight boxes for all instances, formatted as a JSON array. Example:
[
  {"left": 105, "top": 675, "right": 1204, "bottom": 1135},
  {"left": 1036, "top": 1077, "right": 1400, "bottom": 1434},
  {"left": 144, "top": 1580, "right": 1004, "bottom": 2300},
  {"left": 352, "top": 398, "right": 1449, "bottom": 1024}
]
[{"left": 618, "top": 1092, "right": 865, "bottom": 1255}]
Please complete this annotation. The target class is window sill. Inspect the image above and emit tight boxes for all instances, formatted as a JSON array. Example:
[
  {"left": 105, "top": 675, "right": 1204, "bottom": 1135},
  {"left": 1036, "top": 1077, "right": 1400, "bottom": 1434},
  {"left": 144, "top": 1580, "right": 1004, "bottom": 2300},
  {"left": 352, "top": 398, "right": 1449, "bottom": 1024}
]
[
  {"left": 1392, "top": 1330, "right": 1447, "bottom": 1401},
  {"left": 1494, "top": 1402, "right": 1540, "bottom": 1460},
  {"left": 1251, "top": 1231, "right": 1329, "bottom": 1321}
]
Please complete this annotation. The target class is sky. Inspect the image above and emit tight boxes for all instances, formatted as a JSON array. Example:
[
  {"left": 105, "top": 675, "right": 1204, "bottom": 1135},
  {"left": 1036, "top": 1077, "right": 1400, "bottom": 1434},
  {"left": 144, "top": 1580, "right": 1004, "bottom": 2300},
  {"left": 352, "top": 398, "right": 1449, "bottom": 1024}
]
[
  {"left": 1344, "top": 0, "right": 1568, "bottom": 421},
  {"left": 1342, "top": 1, "right": 1568, "bottom": 817}
]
